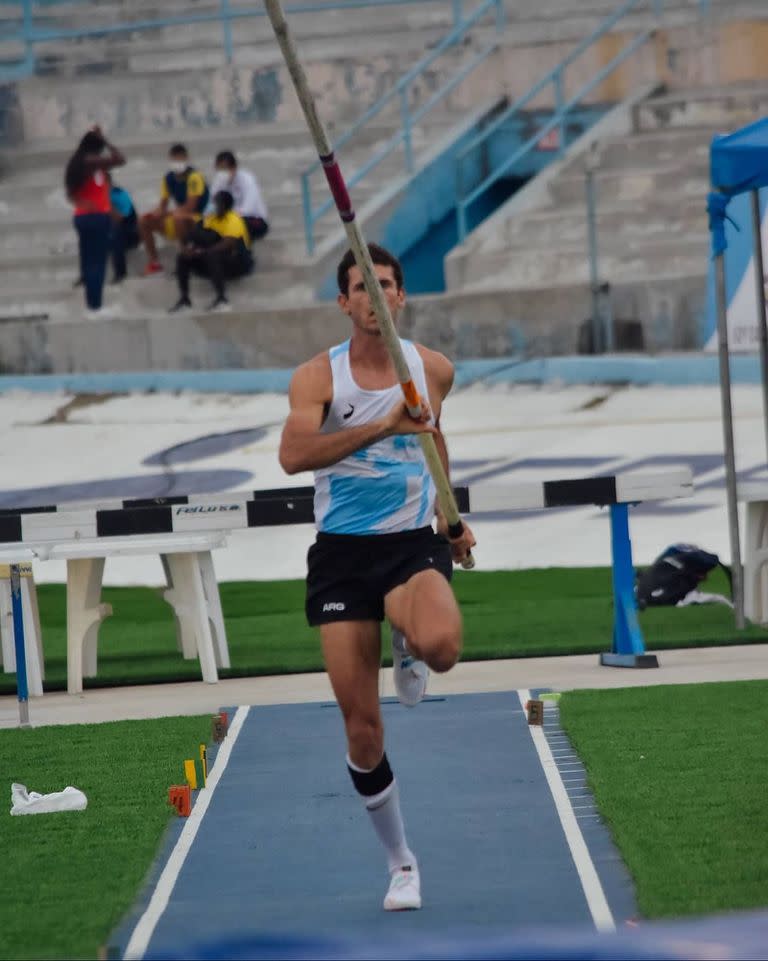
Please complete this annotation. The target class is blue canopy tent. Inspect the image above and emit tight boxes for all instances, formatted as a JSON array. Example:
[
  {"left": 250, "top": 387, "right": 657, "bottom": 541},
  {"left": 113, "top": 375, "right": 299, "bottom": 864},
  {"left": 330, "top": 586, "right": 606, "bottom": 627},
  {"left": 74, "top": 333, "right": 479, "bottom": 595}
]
[{"left": 708, "top": 116, "right": 768, "bottom": 627}]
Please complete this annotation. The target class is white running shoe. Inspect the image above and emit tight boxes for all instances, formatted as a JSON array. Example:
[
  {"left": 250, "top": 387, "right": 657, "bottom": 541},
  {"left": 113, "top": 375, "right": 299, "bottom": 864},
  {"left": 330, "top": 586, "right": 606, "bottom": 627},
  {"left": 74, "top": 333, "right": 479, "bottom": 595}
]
[
  {"left": 383, "top": 864, "right": 421, "bottom": 911},
  {"left": 392, "top": 628, "right": 428, "bottom": 707}
]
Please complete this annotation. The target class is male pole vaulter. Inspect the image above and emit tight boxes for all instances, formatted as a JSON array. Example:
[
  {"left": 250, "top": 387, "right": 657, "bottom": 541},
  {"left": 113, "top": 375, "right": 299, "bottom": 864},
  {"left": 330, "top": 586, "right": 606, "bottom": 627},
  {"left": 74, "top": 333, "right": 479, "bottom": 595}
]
[{"left": 279, "top": 242, "right": 476, "bottom": 912}]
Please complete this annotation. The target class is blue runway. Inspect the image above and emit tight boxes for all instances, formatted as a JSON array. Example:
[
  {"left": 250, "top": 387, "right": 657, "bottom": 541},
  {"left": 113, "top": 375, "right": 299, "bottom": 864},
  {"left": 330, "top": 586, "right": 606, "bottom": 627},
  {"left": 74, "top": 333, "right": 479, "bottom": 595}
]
[{"left": 119, "top": 692, "right": 638, "bottom": 959}]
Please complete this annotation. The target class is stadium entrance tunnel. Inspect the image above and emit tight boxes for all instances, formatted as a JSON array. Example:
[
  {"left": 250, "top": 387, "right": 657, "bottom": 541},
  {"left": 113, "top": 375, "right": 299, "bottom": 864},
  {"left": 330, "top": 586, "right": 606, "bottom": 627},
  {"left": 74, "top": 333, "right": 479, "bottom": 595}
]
[
  {"left": 399, "top": 175, "right": 526, "bottom": 295},
  {"left": 318, "top": 103, "right": 609, "bottom": 298}
]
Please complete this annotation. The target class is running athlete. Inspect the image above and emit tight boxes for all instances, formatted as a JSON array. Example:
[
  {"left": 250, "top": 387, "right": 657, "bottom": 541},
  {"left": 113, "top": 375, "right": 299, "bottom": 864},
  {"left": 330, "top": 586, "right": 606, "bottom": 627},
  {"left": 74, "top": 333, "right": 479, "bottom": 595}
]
[{"left": 279, "top": 242, "right": 475, "bottom": 912}]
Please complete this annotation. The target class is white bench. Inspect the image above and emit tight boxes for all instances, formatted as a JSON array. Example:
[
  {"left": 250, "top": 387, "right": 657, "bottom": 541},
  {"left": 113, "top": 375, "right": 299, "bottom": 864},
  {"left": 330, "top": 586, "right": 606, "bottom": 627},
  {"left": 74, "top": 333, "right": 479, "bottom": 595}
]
[
  {"left": 0, "top": 471, "right": 693, "bottom": 695},
  {"left": 739, "top": 483, "right": 768, "bottom": 624},
  {"left": 0, "top": 533, "right": 230, "bottom": 695}
]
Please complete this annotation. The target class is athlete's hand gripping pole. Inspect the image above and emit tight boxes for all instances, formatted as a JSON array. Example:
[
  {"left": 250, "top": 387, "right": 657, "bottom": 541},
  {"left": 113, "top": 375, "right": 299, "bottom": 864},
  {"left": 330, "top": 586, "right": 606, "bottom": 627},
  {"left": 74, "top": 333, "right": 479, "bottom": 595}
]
[{"left": 265, "top": 0, "right": 473, "bottom": 569}]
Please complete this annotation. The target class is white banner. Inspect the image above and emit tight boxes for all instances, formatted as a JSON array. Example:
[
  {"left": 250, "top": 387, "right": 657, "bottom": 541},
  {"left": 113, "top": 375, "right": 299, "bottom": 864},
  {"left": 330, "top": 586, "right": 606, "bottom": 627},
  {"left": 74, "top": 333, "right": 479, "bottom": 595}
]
[{"left": 705, "top": 191, "right": 768, "bottom": 352}]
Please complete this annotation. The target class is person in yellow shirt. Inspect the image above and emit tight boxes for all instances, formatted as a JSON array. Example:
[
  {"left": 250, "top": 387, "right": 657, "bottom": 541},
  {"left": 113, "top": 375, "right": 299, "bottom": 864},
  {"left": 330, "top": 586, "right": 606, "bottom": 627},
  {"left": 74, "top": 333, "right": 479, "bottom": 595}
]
[
  {"left": 169, "top": 190, "right": 254, "bottom": 313},
  {"left": 139, "top": 143, "right": 210, "bottom": 275}
]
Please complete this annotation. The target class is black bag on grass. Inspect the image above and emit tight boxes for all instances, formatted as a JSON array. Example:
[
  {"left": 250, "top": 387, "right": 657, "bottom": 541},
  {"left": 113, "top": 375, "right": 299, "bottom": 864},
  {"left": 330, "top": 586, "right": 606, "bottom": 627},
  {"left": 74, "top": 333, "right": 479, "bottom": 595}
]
[{"left": 635, "top": 543, "right": 732, "bottom": 609}]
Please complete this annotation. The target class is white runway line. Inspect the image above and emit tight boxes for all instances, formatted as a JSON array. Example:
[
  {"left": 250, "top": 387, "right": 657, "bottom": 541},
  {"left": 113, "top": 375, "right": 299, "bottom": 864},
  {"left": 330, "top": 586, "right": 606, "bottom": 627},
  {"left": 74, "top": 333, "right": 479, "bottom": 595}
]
[
  {"left": 123, "top": 706, "right": 250, "bottom": 960},
  {"left": 518, "top": 689, "right": 615, "bottom": 933}
]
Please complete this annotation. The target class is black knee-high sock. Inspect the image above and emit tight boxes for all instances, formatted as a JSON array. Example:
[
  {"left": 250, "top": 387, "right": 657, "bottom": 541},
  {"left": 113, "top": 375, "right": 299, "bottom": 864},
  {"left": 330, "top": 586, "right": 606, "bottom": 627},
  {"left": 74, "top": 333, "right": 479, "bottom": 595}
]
[{"left": 347, "top": 753, "right": 416, "bottom": 873}]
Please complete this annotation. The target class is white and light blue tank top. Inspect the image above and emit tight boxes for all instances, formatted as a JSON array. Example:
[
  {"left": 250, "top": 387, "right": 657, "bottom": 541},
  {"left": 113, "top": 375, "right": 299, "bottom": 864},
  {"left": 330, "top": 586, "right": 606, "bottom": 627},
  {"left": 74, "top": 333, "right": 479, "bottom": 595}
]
[{"left": 313, "top": 338, "right": 437, "bottom": 535}]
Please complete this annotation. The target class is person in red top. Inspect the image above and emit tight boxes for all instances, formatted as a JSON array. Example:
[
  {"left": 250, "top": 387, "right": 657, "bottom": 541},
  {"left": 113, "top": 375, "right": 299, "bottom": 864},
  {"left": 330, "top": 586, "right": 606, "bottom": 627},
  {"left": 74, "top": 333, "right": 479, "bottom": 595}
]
[{"left": 65, "top": 126, "right": 126, "bottom": 317}]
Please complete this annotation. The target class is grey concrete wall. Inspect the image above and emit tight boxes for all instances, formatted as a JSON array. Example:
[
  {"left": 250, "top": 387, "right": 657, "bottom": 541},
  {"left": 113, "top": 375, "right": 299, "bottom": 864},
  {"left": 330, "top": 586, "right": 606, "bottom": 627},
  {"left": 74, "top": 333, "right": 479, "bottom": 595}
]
[
  {"left": 401, "top": 276, "right": 705, "bottom": 357},
  {"left": 0, "top": 304, "right": 349, "bottom": 375},
  {"left": 10, "top": 38, "right": 482, "bottom": 143},
  {"left": 0, "top": 272, "right": 705, "bottom": 375}
]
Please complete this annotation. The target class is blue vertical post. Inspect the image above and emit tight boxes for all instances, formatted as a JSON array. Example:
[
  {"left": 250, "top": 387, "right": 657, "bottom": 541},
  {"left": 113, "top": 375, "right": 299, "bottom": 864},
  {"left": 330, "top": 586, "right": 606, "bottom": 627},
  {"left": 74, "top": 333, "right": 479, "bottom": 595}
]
[
  {"left": 585, "top": 163, "right": 601, "bottom": 352},
  {"left": 600, "top": 503, "right": 659, "bottom": 668},
  {"left": 22, "top": 0, "right": 35, "bottom": 75},
  {"left": 400, "top": 87, "right": 414, "bottom": 173},
  {"left": 10, "top": 565, "right": 31, "bottom": 727},
  {"left": 553, "top": 68, "right": 566, "bottom": 158},
  {"left": 494, "top": 0, "right": 505, "bottom": 32},
  {"left": 220, "top": 0, "right": 234, "bottom": 64},
  {"left": 456, "top": 199, "right": 467, "bottom": 244},
  {"left": 302, "top": 173, "right": 314, "bottom": 255}
]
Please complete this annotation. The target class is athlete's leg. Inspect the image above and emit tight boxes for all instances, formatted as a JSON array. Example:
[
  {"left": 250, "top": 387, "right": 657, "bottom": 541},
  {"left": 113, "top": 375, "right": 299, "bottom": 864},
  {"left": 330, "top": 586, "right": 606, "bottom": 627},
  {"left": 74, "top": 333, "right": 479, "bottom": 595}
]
[
  {"left": 321, "top": 620, "right": 383, "bottom": 769},
  {"left": 321, "top": 620, "right": 420, "bottom": 908},
  {"left": 385, "top": 568, "right": 462, "bottom": 674}
]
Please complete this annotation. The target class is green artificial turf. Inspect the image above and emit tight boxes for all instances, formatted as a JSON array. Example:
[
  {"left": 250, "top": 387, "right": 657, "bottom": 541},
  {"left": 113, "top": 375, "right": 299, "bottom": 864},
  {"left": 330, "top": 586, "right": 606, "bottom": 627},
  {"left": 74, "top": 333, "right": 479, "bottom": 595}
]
[
  {"left": 560, "top": 680, "right": 768, "bottom": 918},
  {"left": 2, "top": 568, "right": 764, "bottom": 693},
  {"left": 0, "top": 715, "right": 211, "bottom": 960}
]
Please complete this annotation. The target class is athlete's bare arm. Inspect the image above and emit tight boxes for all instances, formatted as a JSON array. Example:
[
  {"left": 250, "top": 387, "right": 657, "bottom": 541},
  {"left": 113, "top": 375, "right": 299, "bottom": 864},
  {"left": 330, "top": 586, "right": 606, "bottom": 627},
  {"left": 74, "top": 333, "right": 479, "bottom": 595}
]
[
  {"left": 416, "top": 345, "right": 454, "bottom": 474},
  {"left": 416, "top": 345, "right": 476, "bottom": 561},
  {"left": 279, "top": 353, "right": 436, "bottom": 475}
]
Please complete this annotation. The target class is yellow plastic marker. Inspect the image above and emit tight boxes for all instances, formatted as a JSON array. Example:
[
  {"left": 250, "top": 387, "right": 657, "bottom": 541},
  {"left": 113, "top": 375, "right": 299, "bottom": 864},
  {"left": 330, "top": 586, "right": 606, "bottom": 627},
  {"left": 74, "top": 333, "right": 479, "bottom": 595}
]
[{"left": 184, "top": 759, "right": 197, "bottom": 790}]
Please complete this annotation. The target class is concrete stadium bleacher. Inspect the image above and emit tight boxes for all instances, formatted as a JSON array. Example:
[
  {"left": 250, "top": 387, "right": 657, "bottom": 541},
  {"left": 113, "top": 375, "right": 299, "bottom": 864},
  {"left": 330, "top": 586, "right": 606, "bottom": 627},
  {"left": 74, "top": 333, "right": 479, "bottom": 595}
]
[
  {"left": 0, "top": 0, "right": 766, "bottom": 366},
  {"left": 444, "top": 80, "right": 768, "bottom": 352},
  {"left": 0, "top": 0, "right": 501, "bottom": 322}
]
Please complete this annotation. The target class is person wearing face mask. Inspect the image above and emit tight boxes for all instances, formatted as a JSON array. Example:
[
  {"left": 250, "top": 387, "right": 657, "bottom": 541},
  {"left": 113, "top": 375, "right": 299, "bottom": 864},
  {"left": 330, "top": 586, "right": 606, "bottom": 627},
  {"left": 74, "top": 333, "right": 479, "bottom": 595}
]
[
  {"left": 138, "top": 143, "right": 210, "bottom": 275},
  {"left": 169, "top": 189, "right": 253, "bottom": 313},
  {"left": 210, "top": 150, "right": 269, "bottom": 243},
  {"left": 65, "top": 125, "right": 126, "bottom": 318}
]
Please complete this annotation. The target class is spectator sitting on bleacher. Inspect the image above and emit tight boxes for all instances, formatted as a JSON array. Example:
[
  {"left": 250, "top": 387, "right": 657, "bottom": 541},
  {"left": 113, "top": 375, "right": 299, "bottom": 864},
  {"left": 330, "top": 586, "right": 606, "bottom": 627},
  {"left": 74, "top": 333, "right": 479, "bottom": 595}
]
[
  {"left": 210, "top": 150, "right": 269, "bottom": 242},
  {"left": 65, "top": 125, "right": 126, "bottom": 318},
  {"left": 108, "top": 173, "right": 139, "bottom": 284},
  {"left": 169, "top": 190, "right": 253, "bottom": 314},
  {"left": 139, "top": 143, "right": 209, "bottom": 276}
]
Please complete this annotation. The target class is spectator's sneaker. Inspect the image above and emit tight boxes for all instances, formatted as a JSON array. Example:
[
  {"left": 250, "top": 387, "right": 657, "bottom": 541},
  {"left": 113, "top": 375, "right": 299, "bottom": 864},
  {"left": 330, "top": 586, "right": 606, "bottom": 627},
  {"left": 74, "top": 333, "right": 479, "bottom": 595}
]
[
  {"left": 392, "top": 628, "right": 428, "bottom": 707},
  {"left": 207, "top": 296, "right": 232, "bottom": 313},
  {"left": 383, "top": 864, "right": 421, "bottom": 911},
  {"left": 143, "top": 261, "right": 163, "bottom": 276},
  {"left": 169, "top": 297, "right": 192, "bottom": 314},
  {"left": 110, "top": 273, "right": 126, "bottom": 285}
]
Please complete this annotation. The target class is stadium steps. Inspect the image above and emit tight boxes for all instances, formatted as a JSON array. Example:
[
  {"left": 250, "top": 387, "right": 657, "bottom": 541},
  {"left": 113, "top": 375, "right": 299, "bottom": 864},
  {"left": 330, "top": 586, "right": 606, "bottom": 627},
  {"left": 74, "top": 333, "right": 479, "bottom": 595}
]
[
  {"left": 7, "top": 0, "right": 765, "bottom": 86},
  {"left": 4, "top": 0, "right": 759, "bottom": 72},
  {"left": 446, "top": 83, "right": 768, "bottom": 296},
  {"left": 1, "top": 0, "right": 764, "bottom": 334},
  {"left": 0, "top": 105, "right": 465, "bottom": 319}
]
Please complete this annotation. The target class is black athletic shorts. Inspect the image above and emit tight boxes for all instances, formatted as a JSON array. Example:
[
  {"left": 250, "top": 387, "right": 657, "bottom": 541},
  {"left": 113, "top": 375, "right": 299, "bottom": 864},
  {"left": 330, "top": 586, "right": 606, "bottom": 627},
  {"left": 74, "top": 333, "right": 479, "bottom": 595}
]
[{"left": 305, "top": 526, "right": 453, "bottom": 626}]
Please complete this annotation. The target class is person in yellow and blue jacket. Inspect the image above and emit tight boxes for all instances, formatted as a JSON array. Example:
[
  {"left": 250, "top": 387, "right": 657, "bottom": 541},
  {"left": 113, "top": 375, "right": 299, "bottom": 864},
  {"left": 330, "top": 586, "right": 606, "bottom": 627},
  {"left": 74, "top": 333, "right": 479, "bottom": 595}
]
[{"left": 139, "top": 143, "right": 209, "bottom": 276}]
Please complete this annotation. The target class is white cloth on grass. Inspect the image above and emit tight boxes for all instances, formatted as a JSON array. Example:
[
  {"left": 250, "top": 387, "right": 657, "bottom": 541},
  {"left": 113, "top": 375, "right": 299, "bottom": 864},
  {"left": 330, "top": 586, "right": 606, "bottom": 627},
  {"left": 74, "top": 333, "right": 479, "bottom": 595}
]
[
  {"left": 677, "top": 590, "right": 734, "bottom": 609},
  {"left": 10, "top": 782, "right": 87, "bottom": 816}
]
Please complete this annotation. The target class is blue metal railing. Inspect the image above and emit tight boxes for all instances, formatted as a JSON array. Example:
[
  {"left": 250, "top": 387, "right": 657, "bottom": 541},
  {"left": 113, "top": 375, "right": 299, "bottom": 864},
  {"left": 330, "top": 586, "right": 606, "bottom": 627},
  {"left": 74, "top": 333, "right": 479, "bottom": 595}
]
[
  {"left": 299, "top": 0, "right": 503, "bottom": 253},
  {"left": 0, "top": 0, "right": 472, "bottom": 79},
  {"left": 454, "top": 0, "right": 705, "bottom": 242}
]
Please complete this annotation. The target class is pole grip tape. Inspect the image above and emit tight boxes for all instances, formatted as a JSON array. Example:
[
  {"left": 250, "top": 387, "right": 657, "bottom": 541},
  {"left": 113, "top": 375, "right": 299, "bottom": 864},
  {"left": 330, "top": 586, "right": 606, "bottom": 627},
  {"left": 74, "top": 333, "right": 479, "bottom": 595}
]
[
  {"left": 447, "top": 520, "right": 465, "bottom": 539},
  {"left": 320, "top": 154, "right": 354, "bottom": 222},
  {"left": 446, "top": 520, "right": 475, "bottom": 570},
  {"left": 401, "top": 380, "right": 422, "bottom": 416}
]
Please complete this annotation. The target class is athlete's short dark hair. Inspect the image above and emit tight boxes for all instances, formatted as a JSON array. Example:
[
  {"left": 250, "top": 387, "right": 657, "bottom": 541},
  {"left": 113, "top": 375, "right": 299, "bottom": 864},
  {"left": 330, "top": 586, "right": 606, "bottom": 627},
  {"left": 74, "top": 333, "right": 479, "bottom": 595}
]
[
  {"left": 169, "top": 143, "right": 188, "bottom": 158},
  {"left": 336, "top": 243, "right": 404, "bottom": 296}
]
